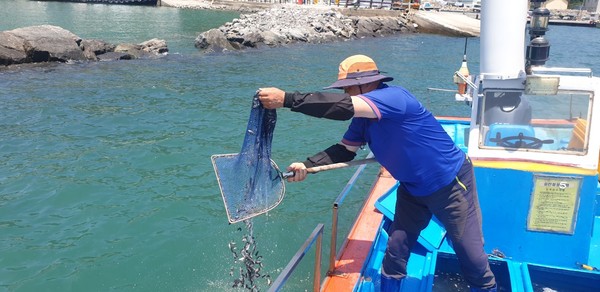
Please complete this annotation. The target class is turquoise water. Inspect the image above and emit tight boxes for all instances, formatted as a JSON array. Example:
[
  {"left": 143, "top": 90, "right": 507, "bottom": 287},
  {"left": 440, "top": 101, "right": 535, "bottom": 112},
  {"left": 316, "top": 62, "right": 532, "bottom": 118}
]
[{"left": 1, "top": 1, "right": 599, "bottom": 291}]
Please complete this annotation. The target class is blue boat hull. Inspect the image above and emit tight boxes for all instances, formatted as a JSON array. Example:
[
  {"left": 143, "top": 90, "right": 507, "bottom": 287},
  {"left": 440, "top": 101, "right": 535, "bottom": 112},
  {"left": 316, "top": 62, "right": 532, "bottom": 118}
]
[{"left": 354, "top": 119, "right": 600, "bottom": 292}]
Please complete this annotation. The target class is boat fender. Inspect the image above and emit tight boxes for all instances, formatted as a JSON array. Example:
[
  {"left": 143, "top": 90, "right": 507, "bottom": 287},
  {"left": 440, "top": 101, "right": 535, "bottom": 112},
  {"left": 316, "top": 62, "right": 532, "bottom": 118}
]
[
  {"left": 303, "top": 144, "right": 356, "bottom": 168},
  {"left": 283, "top": 91, "right": 354, "bottom": 121}
]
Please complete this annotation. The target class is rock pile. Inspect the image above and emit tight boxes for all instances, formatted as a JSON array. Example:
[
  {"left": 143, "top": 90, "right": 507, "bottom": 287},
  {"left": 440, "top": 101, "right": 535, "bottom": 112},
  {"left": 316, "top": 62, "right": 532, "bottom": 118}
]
[
  {"left": 194, "top": 6, "right": 414, "bottom": 53},
  {"left": 0, "top": 25, "right": 168, "bottom": 66}
]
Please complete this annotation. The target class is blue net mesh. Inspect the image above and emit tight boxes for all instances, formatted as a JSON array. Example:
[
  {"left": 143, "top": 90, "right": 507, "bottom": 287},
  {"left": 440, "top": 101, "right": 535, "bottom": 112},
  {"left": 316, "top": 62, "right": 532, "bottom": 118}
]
[{"left": 212, "top": 95, "right": 284, "bottom": 223}]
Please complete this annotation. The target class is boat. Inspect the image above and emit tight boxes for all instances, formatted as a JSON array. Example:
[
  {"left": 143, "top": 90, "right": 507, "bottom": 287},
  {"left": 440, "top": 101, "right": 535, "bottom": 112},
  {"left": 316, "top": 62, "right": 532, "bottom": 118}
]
[
  {"left": 31, "top": 0, "right": 158, "bottom": 6},
  {"left": 268, "top": 0, "right": 600, "bottom": 291}
]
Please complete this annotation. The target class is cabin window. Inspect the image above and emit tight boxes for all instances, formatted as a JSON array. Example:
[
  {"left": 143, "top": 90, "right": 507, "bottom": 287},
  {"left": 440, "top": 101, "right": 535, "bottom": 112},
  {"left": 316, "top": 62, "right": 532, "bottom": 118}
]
[{"left": 479, "top": 90, "right": 592, "bottom": 154}]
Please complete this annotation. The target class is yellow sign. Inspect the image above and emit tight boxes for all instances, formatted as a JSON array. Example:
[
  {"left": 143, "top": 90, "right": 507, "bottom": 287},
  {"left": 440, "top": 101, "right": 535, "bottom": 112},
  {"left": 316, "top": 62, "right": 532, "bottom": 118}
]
[{"left": 527, "top": 175, "right": 582, "bottom": 234}]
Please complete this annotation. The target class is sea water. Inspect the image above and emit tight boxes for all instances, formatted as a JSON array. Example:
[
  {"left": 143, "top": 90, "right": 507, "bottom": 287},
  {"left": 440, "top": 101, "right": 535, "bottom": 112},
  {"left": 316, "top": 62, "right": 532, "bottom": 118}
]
[{"left": 1, "top": 0, "right": 599, "bottom": 291}]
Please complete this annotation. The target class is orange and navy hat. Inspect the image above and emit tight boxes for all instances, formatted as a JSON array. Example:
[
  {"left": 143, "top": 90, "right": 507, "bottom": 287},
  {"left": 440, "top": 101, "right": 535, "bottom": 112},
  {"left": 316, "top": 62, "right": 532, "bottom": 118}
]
[{"left": 323, "top": 54, "right": 393, "bottom": 90}]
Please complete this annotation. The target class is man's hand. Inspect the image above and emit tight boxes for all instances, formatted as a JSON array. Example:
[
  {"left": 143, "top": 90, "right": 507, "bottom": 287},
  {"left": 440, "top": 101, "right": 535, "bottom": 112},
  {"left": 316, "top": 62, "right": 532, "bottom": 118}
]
[
  {"left": 286, "top": 162, "right": 308, "bottom": 182},
  {"left": 257, "top": 87, "right": 285, "bottom": 109}
]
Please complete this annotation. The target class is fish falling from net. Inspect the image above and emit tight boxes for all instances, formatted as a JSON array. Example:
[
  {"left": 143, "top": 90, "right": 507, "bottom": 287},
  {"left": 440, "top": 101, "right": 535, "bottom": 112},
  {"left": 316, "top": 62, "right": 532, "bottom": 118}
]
[{"left": 229, "top": 220, "right": 271, "bottom": 291}]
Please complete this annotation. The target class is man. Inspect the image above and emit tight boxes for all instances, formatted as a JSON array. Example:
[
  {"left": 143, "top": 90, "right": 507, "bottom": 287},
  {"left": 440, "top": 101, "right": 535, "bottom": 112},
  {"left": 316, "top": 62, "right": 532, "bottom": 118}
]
[{"left": 257, "top": 54, "right": 497, "bottom": 292}]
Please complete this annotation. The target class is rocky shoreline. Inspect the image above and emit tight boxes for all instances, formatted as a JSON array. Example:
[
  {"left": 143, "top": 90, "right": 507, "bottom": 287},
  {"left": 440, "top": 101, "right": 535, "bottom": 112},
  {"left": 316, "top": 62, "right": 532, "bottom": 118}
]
[
  {"left": 2, "top": 1, "right": 591, "bottom": 66},
  {"left": 193, "top": 5, "right": 416, "bottom": 53},
  {"left": 160, "top": 1, "right": 420, "bottom": 53},
  {"left": 0, "top": 25, "right": 168, "bottom": 66},
  {"left": 0, "top": 2, "right": 452, "bottom": 66}
]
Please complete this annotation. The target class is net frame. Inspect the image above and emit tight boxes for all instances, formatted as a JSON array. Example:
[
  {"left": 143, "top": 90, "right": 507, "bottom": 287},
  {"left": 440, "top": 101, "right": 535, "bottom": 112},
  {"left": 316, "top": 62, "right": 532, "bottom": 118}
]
[
  {"left": 211, "top": 95, "right": 284, "bottom": 224},
  {"left": 211, "top": 154, "right": 285, "bottom": 223}
]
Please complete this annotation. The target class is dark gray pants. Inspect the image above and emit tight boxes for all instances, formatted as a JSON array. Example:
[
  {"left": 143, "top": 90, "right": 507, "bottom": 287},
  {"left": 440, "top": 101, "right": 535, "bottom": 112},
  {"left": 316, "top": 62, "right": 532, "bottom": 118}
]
[{"left": 382, "top": 156, "right": 496, "bottom": 289}]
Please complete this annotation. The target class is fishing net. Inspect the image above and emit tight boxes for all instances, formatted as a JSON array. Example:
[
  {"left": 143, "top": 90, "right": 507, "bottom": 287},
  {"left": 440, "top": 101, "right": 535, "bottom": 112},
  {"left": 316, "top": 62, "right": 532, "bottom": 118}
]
[{"left": 211, "top": 95, "right": 285, "bottom": 224}]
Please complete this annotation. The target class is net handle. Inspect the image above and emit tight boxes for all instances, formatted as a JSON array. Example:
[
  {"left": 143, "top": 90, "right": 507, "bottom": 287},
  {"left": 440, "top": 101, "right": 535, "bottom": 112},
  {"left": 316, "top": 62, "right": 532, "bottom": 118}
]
[{"left": 281, "top": 158, "right": 378, "bottom": 179}]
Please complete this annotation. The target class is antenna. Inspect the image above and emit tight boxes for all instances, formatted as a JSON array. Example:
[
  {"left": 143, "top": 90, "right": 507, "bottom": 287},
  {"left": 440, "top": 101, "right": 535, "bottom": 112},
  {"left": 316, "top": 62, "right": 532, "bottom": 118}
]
[
  {"left": 454, "top": 37, "right": 470, "bottom": 96},
  {"left": 462, "top": 37, "right": 468, "bottom": 62}
]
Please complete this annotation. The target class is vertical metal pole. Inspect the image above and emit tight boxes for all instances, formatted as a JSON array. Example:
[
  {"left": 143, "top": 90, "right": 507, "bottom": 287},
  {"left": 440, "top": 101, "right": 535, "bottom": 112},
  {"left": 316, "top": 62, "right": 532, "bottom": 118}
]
[
  {"left": 313, "top": 230, "right": 323, "bottom": 292},
  {"left": 328, "top": 205, "right": 339, "bottom": 273},
  {"left": 327, "top": 152, "right": 375, "bottom": 274}
]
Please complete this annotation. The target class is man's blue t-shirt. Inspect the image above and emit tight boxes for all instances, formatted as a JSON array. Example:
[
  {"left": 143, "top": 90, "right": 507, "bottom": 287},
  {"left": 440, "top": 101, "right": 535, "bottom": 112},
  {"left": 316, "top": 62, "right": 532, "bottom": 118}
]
[{"left": 342, "top": 84, "right": 465, "bottom": 196}]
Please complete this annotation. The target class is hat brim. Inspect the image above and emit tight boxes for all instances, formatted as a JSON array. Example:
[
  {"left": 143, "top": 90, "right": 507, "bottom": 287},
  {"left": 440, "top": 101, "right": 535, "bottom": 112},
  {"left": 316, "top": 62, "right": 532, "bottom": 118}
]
[{"left": 323, "top": 74, "right": 393, "bottom": 90}]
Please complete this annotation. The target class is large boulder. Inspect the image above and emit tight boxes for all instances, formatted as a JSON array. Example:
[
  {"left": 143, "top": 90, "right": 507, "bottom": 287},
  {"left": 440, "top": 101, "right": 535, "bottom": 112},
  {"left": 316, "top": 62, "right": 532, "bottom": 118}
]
[
  {"left": 0, "top": 25, "right": 169, "bottom": 66},
  {"left": 139, "top": 38, "right": 168, "bottom": 55},
  {"left": 239, "top": 32, "right": 264, "bottom": 48},
  {"left": 80, "top": 39, "right": 117, "bottom": 61},
  {"left": 81, "top": 39, "right": 116, "bottom": 55},
  {"left": 114, "top": 43, "right": 152, "bottom": 59},
  {"left": 260, "top": 30, "right": 286, "bottom": 47},
  {"left": 194, "top": 28, "right": 237, "bottom": 53},
  {"left": 378, "top": 17, "right": 405, "bottom": 35},
  {"left": 0, "top": 32, "right": 29, "bottom": 65},
  {"left": 355, "top": 18, "right": 381, "bottom": 38},
  {"left": 8, "top": 25, "right": 86, "bottom": 62}
]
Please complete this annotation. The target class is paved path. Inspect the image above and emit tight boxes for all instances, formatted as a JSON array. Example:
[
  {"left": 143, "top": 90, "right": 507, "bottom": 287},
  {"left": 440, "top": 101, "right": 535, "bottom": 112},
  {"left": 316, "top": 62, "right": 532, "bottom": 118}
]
[
  {"left": 160, "top": 0, "right": 405, "bottom": 16},
  {"left": 412, "top": 11, "right": 480, "bottom": 37},
  {"left": 160, "top": 0, "right": 211, "bottom": 9},
  {"left": 160, "top": 0, "right": 274, "bottom": 11}
]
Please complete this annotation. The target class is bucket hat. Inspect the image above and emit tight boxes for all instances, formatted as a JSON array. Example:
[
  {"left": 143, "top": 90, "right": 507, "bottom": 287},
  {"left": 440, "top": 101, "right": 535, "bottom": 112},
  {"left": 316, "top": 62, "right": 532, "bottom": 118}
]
[{"left": 324, "top": 55, "right": 393, "bottom": 90}]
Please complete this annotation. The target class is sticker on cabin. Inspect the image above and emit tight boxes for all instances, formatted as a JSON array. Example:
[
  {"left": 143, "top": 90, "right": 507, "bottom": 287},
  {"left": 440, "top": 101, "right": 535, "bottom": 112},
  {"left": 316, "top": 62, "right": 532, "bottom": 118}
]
[{"left": 527, "top": 175, "right": 582, "bottom": 234}]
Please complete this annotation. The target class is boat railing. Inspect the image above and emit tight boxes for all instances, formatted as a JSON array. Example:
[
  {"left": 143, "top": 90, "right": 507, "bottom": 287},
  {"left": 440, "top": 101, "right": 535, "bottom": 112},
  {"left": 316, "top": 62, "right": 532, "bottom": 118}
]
[
  {"left": 268, "top": 223, "right": 324, "bottom": 292},
  {"left": 328, "top": 151, "right": 375, "bottom": 273},
  {"left": 268, "top": 152, "right": 375, "bottom": 290}
]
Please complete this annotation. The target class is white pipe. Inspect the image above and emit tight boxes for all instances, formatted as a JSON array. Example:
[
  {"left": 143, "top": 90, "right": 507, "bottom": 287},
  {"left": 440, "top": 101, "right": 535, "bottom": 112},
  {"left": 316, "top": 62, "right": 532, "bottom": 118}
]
[{"left": 480, "top": 0, "right": 529, "bottom": 81}]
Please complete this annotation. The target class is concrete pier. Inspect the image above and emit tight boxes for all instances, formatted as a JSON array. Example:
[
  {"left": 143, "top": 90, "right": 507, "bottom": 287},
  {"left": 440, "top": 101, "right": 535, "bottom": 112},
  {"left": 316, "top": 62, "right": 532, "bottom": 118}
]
[{"left": 412, "top": 11, "right": 480, "bottom": 37}]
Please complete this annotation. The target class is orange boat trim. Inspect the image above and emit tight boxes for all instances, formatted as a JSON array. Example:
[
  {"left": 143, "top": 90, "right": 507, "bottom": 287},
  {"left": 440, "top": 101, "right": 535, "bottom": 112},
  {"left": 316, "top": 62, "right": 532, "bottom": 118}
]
[{"left": 321, "top": 167, "right": 397, "bottom": 291}]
